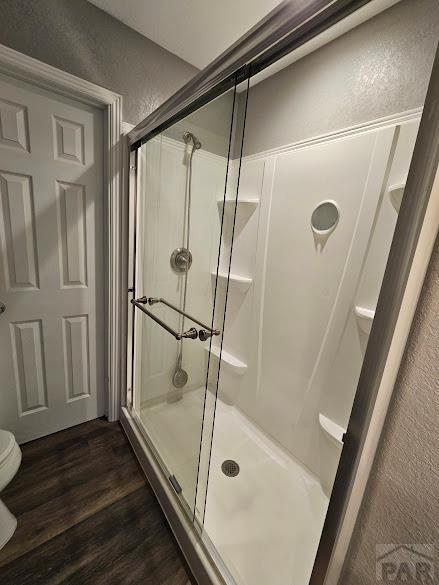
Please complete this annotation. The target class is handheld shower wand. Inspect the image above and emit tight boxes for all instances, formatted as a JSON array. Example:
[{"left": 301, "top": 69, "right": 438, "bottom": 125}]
[{"left": 171, "top": 131, "right": 202, "bottom": 392}]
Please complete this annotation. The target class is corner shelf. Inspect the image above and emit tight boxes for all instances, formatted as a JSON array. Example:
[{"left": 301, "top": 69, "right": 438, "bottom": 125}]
[
  {"left": 354, "top": 305, "right": 375, "bottom": 335},
  {"left": 210, "top": 271, "right": 253, "bottom": 293},
  {"left": 319, "top": 413, "right": 345, "bottom": 446},
  {"left": 204, "top": 344, "right": 247, "bottom": 376},
  {"left": 388, "top": 182, "right": 406, "bottom": 212},
  {"left": 217, "top": 198, "right": 259, "bottom": 218}
]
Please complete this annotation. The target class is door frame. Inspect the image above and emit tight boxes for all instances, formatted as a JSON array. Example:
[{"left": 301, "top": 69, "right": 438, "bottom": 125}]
[
  {"left": 123, "top": 47, "right": 439, "bottom": 585},
  {"left": 0, "top": 43, "right": 123, "bottom": 422},
  {"left": 121, "top": 104, "right": 439, "bottom": 585}
]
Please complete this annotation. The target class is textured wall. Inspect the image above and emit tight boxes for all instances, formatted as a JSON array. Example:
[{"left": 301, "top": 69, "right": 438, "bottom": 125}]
[
  {"left": 242, "top": 0, "right": 439, "bottom": 155},
  {"left": 0, "top": 0, "right": 197, "bottom": 124},
  {"left": 342, "top": 234, "right": 439, "bottom": 583}
]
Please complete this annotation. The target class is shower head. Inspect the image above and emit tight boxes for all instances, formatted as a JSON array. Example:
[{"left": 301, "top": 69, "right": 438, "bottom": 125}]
[{"left": 183, "top": 130, "right": 201, "bottom": 150}]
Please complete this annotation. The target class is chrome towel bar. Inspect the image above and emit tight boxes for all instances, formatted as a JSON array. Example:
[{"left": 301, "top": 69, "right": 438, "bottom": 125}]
[
  {"left": 145, "top": 296, "right": 220, "bottom": 341},
  {"left": 131, "top": 299, "right": 198, "bottom": 340},
  {"left": 132, "top": 296, "right": 221, "bottom": 341}
]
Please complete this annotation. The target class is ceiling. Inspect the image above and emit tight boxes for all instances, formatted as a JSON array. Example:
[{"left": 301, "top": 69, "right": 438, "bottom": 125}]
[{"left": 88, "top": 0, "right": 282, "bottom": 69}]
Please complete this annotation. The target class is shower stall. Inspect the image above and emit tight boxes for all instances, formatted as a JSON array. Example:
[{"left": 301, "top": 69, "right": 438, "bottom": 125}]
[{"left": 122, "top": 1, "right": 438, "bottom": 584}]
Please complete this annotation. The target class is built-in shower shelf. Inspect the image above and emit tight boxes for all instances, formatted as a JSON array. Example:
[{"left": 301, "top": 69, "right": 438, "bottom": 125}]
[
  {"left": 319, "top": 414, "right": 345, "bottom": 446},
  {"left": 205, "top": 345, "right": 248, "bottom": 376},
  {"left": 354, "top": 305, "right": 375, "bottom": 335},
  {"left": 217, "top": 198, "right": 259, "bottom": 218},
  {"left": 211, "top": 271, "right": 253, "bottom": 293},
  {"left": 388, "top": 182, "right": 406, "bottom": 212}
]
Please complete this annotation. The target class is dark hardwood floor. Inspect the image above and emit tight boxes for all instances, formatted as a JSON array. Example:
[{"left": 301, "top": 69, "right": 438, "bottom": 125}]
[{"left": 0, "top": 419, "right": 193, "bottom": 585}]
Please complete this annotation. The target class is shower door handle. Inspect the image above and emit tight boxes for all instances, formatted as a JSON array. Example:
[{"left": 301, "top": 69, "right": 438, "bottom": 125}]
[
  {"left": 131, "top": 299, "right": 198, "bottom": 340},
  {"left": 145, "top": 296, "right": 220, "bottom": 339}
]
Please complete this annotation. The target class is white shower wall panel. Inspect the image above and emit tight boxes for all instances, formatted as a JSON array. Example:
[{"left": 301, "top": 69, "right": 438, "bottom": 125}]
[
  {"left": 218, "top": 121, "right": 420, "bottom": 480},
  {"left": 214, "top": 160, "right": 266, "bottom": 376},
  {"left": 320, "top": 118, "right": 420, "bottom": 431},
  {"left": 356, "top": 120, "right": 421, "bottom": 311},
  {"left": 136, "top": 137, "right": 227, "bottom": 405}
]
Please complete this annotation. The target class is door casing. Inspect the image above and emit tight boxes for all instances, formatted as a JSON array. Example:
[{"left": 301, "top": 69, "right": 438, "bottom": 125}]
[{"left": 0, "top": 43, "right": 124, "bottom": 423}]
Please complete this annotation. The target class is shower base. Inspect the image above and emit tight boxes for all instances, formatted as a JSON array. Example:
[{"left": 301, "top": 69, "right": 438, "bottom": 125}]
[{"left": 141, "top": 391, "right": 328, "bottom": 585}]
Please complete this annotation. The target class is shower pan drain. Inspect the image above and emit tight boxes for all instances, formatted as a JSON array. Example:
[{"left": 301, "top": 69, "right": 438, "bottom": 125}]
[{"left": 221, "top": 459, "right": 240, "bottom": 478}]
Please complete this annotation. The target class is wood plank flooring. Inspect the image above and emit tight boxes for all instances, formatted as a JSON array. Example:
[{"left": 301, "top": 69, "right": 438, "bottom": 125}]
[{"left": 0, "top": 419, "right": 193, "bottom": 585}]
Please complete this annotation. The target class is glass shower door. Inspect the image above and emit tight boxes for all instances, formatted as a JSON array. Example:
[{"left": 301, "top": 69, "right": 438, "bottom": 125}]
[{"left": 130, "top": 86, "right": 240, "bottom": 517}]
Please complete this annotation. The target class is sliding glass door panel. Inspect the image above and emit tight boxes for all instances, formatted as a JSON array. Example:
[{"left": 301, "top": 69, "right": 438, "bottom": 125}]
[{"left": 131, "top": 85, "right": 243, "bottom": 516}]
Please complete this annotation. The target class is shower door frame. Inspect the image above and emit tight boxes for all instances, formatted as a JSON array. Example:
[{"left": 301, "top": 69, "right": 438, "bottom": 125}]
[
  {"left": 121, "top": 1, "right": 439, "bottom": 584},
  {"left": 122, "top": 86, "right": 245, "bottom": 585}
]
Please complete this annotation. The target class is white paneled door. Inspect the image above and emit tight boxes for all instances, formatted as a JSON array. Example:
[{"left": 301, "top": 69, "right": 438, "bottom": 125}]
[{"left": 0, "top": 73, "right": 104, "bottom": 443}]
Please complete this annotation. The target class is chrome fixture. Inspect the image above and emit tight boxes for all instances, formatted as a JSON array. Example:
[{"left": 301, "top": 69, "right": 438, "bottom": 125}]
[
  {"left": 170, "top": 247, "right": 192, "bottom": 273},
  {"left": 172, "top": 356, "right": 188, "bottom": 388},
  {"left": 147, "top": 296, "right": 220, "bottom": 339},
  {"left": 132, "top": 296, "right": 220, "bottom": 342},
  {"left": 170, "top": 130, "right": 202, "bottom": 390},
  {"left": 199, "top": 329, "right": 217, "bottom": 342},
  {"left": 221, "top": 460, "right": 240, "bottom": 478},
  {"left": 183, "top": 131, "right": 202, "bottom": 150},
  {"left": 131, "top": 299, "right": 198, "bottom": 340}
]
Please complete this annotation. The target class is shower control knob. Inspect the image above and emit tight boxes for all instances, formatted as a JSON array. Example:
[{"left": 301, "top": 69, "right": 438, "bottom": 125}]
[
  {"left": 170, "top": 248, "right": 192, "bottom": 273},
  {"left": 0, "top": 301, "right": 5, "bottom": 315}
]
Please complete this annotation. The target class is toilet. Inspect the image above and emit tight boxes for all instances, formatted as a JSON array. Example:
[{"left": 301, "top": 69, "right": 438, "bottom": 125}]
[{"left": 0, "top": 430, "right": 21, "bottom": 549}]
